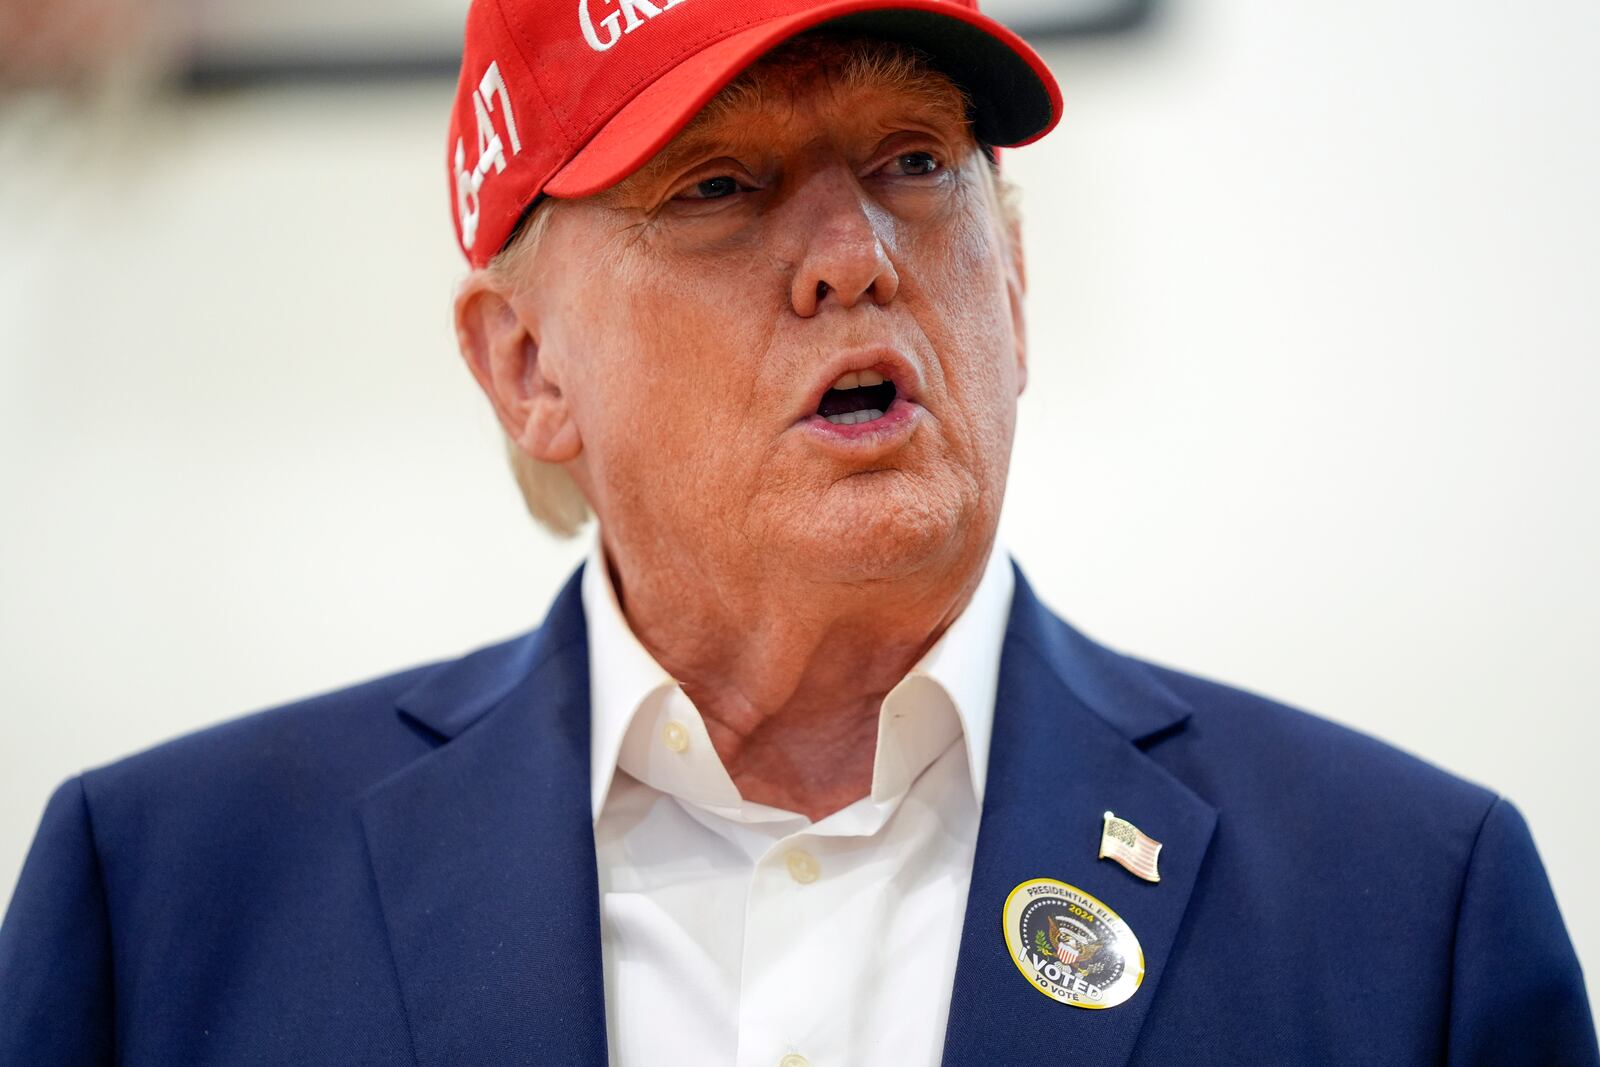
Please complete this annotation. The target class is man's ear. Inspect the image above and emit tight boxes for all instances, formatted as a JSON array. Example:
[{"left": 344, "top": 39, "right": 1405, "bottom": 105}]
[
  {"left": 1004, "top": 214, "right": 1029, "bottom": 396},
  {"left": 453, "top": 271, "right": 581, "bottom": 464}
]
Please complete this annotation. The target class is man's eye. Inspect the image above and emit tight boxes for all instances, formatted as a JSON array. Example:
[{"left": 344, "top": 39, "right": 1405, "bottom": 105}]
[
  {"left": 678, "top": 176, "right": 741, "bottom": 200},
  {"left": 887, "top": 152, "right": 941, "bottom": 177}
]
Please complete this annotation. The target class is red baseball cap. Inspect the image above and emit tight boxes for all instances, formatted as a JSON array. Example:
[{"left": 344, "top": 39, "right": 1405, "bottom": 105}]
[{"left": 446, "top": 0, "right": 1064, "bottom": 268}]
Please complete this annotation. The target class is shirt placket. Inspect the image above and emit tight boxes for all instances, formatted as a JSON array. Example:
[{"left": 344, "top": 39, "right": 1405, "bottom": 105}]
[{"left": 732, "top": 793, "right": 903, "bottom": 1067}]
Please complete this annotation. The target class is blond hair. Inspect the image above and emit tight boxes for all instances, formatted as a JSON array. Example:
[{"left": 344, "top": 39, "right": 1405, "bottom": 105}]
[{"left": 487, "top": 35, "right": 1020, "bottom": 538}]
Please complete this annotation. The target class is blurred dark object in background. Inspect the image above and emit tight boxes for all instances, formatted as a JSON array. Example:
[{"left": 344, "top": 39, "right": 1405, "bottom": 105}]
[
  {"left": 0, "top": 0, "right": 1154, "bottom": 96},
  {"left": 175, "top": 0, "right": 1154, "bottom": 91}
]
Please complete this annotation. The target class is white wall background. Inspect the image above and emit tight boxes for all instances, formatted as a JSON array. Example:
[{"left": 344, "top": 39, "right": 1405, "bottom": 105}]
[{"left": 3, "top": 0, "right": 1596, "bottom": 1019}]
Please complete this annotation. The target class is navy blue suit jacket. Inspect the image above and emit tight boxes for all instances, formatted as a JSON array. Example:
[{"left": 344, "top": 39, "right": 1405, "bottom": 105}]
[{"left": 3, "top": 565, "right": 1595, "bottom": 1065}]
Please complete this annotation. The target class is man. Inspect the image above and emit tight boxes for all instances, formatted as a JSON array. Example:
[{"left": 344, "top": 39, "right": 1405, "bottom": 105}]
[{"left": 1, "top": 0, "right": 1595, "bottom": 1063}]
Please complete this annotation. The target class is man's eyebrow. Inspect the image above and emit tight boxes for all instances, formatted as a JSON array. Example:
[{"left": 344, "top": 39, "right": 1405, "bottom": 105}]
[
  {"left": 634, "top": 129, "right": 742, "bottom": 184},
  {"left": 628, "top": 101, "right": 973, "bottom": 191}
]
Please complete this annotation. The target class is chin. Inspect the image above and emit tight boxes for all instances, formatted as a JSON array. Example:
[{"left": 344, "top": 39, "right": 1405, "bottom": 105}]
[{"left": 774, "top": 470, "right": 982, "bottom": 582}]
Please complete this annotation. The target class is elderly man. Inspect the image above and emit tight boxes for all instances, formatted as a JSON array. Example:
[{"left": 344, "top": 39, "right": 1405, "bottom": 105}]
[{"left": 2, "top": 0, "right": 1596, "bottom": 1064}]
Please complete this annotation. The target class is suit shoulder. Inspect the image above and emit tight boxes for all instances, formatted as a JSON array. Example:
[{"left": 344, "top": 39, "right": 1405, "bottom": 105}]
[
  {"left": 1134, "top": 654, "right": 1498, "bottom": 828},
  {"left": 78, "top": 629, "right": 539, "bottom": 815},
  {"left": 1007, "top": 580, "right": 1498, "bottom": 833}
]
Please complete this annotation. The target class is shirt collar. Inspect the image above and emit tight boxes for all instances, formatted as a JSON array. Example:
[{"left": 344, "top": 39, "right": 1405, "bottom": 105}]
[
  {"left": 583, "top": 541, "right": 675, "bottom": 822},
  {"left": 583, "top": 536, "right": 1014, "bottom": 825},
  {"left": 877, "top": 540, "right": 1011, "bottom": 807}
]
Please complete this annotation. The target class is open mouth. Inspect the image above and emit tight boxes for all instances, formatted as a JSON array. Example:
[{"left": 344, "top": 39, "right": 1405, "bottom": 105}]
[{"left": 816, "top": 370, "right": 897, "bottom": 426}]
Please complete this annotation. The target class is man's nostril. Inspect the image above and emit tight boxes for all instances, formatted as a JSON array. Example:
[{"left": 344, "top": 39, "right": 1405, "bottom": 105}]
[{"left": 816, "top": 281, "right": 830, "bottom": 302}]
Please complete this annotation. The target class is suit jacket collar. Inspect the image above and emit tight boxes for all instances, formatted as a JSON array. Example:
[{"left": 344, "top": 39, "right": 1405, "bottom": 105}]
[
  {"left": 362, "top": 564, "right": 1215, "bottom": 1066},
  {"left": 1002, "top": 568, "right": 1195, "bottom": 745}
]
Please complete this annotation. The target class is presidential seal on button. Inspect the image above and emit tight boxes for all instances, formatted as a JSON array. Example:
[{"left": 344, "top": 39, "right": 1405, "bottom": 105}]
[{"left": 1002, "top": 878, "right": 1145, "bottom": 1009}]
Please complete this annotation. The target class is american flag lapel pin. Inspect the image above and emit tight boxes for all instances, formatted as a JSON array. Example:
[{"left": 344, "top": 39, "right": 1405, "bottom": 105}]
[{"left": 1099, "top": 811, "right": 1162, "bottom": 883}]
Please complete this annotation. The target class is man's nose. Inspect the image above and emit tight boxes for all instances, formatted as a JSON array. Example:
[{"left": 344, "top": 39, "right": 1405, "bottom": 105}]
[{"left": 786, "top": 175, "right": 901, "bottom": 317}]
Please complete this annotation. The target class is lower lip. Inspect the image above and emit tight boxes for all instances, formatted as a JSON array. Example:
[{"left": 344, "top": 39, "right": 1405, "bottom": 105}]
[{"left": 797, "top": 395, "right": 922, "bottom": 451}]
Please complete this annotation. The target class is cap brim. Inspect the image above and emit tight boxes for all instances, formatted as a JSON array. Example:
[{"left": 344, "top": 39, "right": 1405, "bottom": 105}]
[{"left": 544, "top": 0, "right": 1062, "bottom": 199}]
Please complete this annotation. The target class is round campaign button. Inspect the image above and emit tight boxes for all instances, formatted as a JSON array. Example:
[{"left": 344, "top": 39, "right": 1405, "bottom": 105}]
[{"left": 1002, "top": 878, "right": 1145, "bottom": 1009}]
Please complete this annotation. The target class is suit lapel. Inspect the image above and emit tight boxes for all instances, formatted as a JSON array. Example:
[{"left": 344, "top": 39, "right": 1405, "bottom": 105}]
[
  {"left": 943, "top": 570, "right": 1218, "bottom": 1067},
  {"left": 358, "top": 570, "right": 608, "bottom": 1067}
]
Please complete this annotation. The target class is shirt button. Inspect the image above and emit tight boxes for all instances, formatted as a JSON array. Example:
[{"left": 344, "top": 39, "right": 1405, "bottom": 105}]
[
  {"left": 662, "top": 721, "right": 689, "bottom": 753},
  {"left": 779, "top": 1056, "right": 810, "bottom": 1067},
  {"left": 784, "top": 848, "right": 820, "bottom": 884}
]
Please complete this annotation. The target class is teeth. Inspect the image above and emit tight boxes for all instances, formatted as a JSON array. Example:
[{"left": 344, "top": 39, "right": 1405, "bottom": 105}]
[
  {"left": 828, "top": 369, "right": 887, "bottom": 391},
  {"left": 824, "top": 409, "right": 886, "bottom": 426}
]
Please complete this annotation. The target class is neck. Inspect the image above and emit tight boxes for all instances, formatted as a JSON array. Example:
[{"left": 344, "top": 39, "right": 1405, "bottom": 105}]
[{"left": 603, "top": 533, "right": 996, "bottom": 822}]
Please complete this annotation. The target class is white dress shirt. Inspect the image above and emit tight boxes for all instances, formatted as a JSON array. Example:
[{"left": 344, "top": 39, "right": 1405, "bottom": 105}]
[{"left": 584, "top": 539, "right": 1015, "bottom": 1067}]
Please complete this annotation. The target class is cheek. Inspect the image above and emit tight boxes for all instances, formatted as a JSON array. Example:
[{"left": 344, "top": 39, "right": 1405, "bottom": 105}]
[
  {"left": 565, "top": 249, "right": 775, "bottom": 508},
  {"left": 912, "top": 209, "right": 1021, "bottom": 450}
]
